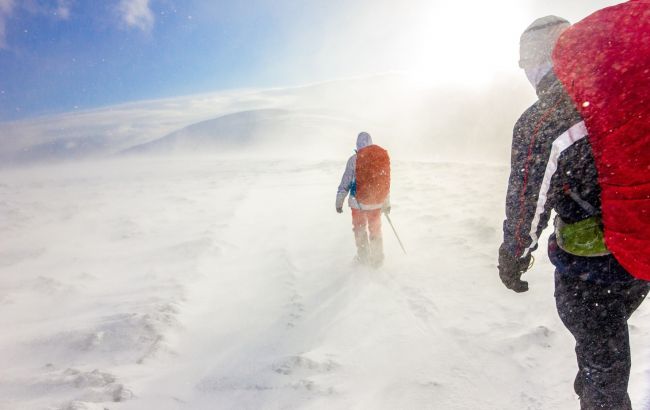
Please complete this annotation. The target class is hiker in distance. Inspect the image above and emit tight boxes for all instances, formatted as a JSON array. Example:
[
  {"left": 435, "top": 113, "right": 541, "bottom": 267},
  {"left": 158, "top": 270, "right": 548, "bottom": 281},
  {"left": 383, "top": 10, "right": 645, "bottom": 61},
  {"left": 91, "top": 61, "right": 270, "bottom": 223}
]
[
  {"left": 498, "top": 3, "right": 650, "bottom": 409},
  {"left": 336, "top": 132, "right": 391, "bottom": 268}
]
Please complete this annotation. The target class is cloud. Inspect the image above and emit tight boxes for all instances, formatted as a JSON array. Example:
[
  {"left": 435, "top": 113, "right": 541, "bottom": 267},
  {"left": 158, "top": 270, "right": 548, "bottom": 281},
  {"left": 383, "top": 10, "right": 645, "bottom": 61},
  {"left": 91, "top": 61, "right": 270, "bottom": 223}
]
[
  {"left": 0, "top": 0, "right": 14, "bottom": 49},
  {"left": 118, "top": 0, "right": 154, "bottom": 32}
]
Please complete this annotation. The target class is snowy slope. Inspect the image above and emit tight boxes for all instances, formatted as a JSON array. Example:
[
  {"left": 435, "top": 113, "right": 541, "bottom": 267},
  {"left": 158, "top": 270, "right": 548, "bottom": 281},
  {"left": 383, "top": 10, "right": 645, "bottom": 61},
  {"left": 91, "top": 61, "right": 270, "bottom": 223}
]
[
  {"left": 1, "top": 157, "right": 649, "bottom": 410},
  {"left": 0, "top": 73, "right": 533, "bottom": 166},
  {"left": 120, "top": 109, "right": 357, "bottom": 158}
]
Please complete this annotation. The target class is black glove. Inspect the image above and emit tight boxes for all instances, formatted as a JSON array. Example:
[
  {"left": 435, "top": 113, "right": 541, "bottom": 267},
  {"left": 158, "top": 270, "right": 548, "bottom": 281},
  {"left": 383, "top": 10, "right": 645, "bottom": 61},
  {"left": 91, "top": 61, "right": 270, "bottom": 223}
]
[
  {"left": 336, "top": 206, "right": 343, "bottom": 214},
  {"left": 382, "top": 205, "right": 391, "bottom": 215},
  {"left": 498, "top": 244, "right": 532, "bottom": 293}
]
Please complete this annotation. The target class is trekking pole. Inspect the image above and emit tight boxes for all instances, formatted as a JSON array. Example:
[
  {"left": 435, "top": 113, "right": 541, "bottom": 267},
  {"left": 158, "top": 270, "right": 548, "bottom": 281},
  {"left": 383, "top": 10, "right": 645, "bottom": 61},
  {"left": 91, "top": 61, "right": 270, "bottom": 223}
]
[{"left": 384, "top": 213, "right": 407, "bottom": 254}]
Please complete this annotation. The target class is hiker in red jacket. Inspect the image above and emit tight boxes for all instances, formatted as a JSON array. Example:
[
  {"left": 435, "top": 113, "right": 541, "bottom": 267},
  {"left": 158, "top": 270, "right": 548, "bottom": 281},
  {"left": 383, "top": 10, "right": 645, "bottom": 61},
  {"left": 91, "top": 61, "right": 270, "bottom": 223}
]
[
  {"left": 499, "top": 4, "right": 650, "bottom": 408},
  {"left": 336, "top": 132, "right": 391, "bottom": 268}
]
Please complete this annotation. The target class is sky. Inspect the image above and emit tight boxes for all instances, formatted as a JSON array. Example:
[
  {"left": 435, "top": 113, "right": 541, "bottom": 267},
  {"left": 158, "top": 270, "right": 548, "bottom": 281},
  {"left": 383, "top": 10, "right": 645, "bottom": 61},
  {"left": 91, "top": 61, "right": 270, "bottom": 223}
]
[{"left": 0, "top": 0, "right": 622, "bottom": 121}]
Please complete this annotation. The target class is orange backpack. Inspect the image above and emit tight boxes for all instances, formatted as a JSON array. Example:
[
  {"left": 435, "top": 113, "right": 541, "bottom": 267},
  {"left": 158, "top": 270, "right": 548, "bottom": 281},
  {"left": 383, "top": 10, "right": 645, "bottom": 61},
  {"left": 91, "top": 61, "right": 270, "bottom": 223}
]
[{"left": 355, "top": 145, "right": 390, "bottom": 205}]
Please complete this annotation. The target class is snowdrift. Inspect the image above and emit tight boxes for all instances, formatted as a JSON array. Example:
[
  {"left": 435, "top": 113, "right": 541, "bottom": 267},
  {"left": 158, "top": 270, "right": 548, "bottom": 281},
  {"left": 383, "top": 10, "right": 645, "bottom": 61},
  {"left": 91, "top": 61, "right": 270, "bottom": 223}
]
[
  {"left": 2, "top": 73, "right": 649, "bottom": 410},
  {"left": 1, "top": 158, "right": 650, "bottom": 409}
]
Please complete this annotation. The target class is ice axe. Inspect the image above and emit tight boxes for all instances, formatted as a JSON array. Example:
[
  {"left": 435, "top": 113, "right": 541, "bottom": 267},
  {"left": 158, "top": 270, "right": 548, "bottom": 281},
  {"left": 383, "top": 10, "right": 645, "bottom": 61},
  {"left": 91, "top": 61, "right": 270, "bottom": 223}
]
[{"left": 384, "top": 213, "right": 407, "bottom": 254}]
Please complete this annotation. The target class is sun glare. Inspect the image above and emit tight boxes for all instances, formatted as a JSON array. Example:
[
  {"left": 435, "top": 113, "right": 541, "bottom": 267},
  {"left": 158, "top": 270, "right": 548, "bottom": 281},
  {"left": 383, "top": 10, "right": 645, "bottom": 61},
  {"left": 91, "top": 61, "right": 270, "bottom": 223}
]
[{"left": 403, "top": 1, "right": 527, "bottom": 86}]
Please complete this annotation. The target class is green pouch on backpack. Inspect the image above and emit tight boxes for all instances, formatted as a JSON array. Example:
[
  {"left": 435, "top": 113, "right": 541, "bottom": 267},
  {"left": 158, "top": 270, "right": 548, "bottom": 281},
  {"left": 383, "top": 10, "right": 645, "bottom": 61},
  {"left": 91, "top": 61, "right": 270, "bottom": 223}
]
[{"left": 555, "top": 215, "right": 611, "bottom": 257}]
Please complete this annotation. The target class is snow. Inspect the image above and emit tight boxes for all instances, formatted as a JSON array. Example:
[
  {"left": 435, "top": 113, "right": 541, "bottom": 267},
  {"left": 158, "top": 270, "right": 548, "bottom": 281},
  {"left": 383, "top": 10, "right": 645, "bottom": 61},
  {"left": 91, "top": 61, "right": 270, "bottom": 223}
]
[
  {"left": 1, "top": 75, "right": 649, "bottom": 409},
  {"left": 1, "top": 155, "right": 649, "bottom": 410}
]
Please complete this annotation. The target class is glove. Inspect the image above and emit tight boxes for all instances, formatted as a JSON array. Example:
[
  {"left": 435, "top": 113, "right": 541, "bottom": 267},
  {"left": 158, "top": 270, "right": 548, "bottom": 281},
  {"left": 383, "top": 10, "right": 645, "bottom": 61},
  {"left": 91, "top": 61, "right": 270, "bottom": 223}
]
[
  {"left": 336, "top": 206, "right": 343, "bottom": 214},
  {"left": 382, "top": 205, "right": 391, "bottom": 215},
  {"left": 498, "top": 244, "right": 532, "bottom": 293}
]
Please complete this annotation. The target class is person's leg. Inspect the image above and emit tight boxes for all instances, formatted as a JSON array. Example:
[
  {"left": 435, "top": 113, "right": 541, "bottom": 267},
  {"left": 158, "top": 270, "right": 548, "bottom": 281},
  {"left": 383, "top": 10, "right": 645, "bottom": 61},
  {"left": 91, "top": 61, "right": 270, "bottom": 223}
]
[
  {"left": 621, "top": 275, "right": 650, "bottom": 320},
  {"left": 554, "top": 272, "right": 634, "bottom": 409},
  {"left": 555, "top": 257, "right": 650, "bottom": 410},
  {"left": 351, "top": 208, "right": 369, "bottom": 264},
  {"left": 549, "top": 236, "right": 650, "bottom": 408},
  {"left": 367, "top": 209, "right": 383, "bottom": 267}
]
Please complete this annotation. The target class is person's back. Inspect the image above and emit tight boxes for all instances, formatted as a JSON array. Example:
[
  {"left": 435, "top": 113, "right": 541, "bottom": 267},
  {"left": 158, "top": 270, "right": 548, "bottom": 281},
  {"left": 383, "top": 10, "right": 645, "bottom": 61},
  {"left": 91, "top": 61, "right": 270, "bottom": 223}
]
[
  {"left": 503, "top": 71, "right": 611, "bottom": 275},
  {"left": 336, "top": 132, "right": 390, "bottom": 267},
  {"left": 498, "top": 9, "right": 650, "bottom": 409}
]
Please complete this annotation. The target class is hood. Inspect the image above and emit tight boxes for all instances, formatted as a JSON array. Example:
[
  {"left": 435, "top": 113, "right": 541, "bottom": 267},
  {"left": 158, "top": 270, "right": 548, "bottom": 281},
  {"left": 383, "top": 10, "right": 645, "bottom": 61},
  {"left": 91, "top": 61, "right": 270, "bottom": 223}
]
[
  {"left": 356, "top": 132, "right": 373, "bottom": 150},
  {"left": 519, "top": 16, "right": 570, "bottom": 70}
]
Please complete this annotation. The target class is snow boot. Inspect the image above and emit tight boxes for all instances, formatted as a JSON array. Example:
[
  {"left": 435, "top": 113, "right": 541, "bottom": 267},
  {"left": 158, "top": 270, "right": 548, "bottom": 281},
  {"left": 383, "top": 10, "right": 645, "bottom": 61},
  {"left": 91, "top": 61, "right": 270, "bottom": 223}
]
[{"left": 369, "top": 237, "right": 384, "bottom": 268}]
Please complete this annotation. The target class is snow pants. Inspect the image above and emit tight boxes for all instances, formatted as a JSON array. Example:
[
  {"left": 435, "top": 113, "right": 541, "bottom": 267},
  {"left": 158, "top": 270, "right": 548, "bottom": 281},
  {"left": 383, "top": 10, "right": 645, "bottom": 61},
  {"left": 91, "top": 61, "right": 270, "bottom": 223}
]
[
  {"left": 550, "top": 236, "right": 650, "bottom": 410},
  {"left": 351, "top": 208, "right": 383, "bottom": 267}
]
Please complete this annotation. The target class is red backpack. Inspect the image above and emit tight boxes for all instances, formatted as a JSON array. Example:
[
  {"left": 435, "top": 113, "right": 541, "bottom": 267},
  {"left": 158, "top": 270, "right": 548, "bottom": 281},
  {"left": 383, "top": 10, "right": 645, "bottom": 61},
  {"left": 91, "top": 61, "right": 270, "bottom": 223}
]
[
  {"left": 355, "top": 145, "right": 390, "bottom": 205},
  {"left": 552, "top": 0, "right": 650, "bottom": 280}
]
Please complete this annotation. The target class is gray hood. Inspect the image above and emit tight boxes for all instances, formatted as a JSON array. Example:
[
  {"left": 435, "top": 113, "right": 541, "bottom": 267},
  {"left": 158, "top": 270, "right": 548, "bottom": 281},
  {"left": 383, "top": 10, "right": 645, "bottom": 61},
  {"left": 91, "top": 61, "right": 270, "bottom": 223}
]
[
  {"left": 356, "top": 132, "right": 373, "bottom": 150},
  {"left": 519, "top": 15, "right": 570, "bottom": 70}
]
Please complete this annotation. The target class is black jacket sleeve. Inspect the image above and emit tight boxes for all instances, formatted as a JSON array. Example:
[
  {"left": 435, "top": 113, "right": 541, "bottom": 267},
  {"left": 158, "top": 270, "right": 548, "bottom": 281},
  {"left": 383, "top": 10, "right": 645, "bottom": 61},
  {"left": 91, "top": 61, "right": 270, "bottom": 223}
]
[{"left": 502, "top": 103, "right": 559, "bottom": 259}]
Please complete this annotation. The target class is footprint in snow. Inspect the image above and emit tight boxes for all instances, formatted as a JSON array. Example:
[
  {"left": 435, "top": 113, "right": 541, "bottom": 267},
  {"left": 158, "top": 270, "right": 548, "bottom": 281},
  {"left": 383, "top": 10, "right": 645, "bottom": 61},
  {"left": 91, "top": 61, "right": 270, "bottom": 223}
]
[
  {"left": 285, "top": 294, "right": 305, "bottom": 329},
  {"left": 39, "top": 367, "right": 133, "bottom": 409},
  {"left": 271, "top": 355, "right": 340, "bottom": 376},
  {"left": 401, "top": 285, "right": 439, "bottom": 323}
]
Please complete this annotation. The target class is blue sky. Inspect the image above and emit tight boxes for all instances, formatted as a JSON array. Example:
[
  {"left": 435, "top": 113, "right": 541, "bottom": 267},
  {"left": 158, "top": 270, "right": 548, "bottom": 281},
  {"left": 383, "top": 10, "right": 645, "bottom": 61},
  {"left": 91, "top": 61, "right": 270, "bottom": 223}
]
[
  {"left": 0, "top": 1, "right": 326, "bottom": 120},
  {"left": 0, "top": 0, "right": 620, "bottom": 121}
]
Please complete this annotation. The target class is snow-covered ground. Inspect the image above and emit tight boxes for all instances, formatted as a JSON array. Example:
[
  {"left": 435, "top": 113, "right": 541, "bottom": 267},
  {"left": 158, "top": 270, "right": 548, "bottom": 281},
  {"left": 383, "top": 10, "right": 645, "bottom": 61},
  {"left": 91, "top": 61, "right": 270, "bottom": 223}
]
[{"left": 2, "top": 156, "right": 649, "bottom": 410}]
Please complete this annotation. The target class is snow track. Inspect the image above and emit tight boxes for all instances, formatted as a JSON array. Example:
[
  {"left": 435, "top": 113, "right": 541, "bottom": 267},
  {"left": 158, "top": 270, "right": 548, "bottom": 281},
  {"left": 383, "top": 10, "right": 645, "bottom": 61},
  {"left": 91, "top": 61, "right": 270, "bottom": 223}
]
[{"left": 1, "top": 158, "right": 649, "bottom": 410}]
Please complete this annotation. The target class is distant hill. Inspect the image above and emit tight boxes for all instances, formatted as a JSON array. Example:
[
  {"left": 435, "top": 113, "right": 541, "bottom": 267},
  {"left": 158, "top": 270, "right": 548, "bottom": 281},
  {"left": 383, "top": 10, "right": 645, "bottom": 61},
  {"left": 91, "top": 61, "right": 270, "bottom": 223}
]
[
  {"left": 120, "top": 108, "right": 356, "bottom": 157},
  {"left": 0, "top": 73, "right": 535, "bottom": 166},
  {"left": 122, "top": 109, "right": 287, "bottom": 154}
]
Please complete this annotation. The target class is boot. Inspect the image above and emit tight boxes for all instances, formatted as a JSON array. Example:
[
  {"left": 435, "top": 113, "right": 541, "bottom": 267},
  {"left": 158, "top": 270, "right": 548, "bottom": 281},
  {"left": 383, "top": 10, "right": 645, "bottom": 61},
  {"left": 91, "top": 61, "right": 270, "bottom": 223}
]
[
  {"left": 354, "top": 229, "right": 369, "bottom": 265},
  {"left": 369, "top": 237, "right": 384, "bottom": 268}
]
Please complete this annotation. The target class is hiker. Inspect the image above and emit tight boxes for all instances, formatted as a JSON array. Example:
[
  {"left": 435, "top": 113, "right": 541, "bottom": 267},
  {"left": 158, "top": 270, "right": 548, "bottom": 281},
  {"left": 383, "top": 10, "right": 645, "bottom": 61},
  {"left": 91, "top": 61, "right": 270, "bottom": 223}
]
[
  {"left": 336, "top": 132, "right": 391, "bottom": 267},
  {"left": 498, "top": 6, "right": 650, "bottom": 409}
]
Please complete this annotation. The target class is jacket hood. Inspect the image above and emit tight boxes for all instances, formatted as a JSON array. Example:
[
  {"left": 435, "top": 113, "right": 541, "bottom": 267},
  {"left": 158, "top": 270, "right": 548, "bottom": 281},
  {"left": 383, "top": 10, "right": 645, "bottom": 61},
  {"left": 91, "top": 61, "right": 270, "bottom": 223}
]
[
  {"left": 519, "top": 16, "right": 570, "bottom": 70},
  {"left": 356, "top": 132, "right": 373, "bottom": 150}
]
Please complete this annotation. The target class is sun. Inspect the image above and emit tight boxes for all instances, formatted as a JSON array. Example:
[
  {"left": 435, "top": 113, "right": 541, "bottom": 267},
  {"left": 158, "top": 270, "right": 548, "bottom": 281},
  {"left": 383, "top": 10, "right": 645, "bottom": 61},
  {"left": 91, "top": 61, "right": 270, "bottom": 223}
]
[{"left": 399, "top": 1, "right": 528, "bottom": 87}]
